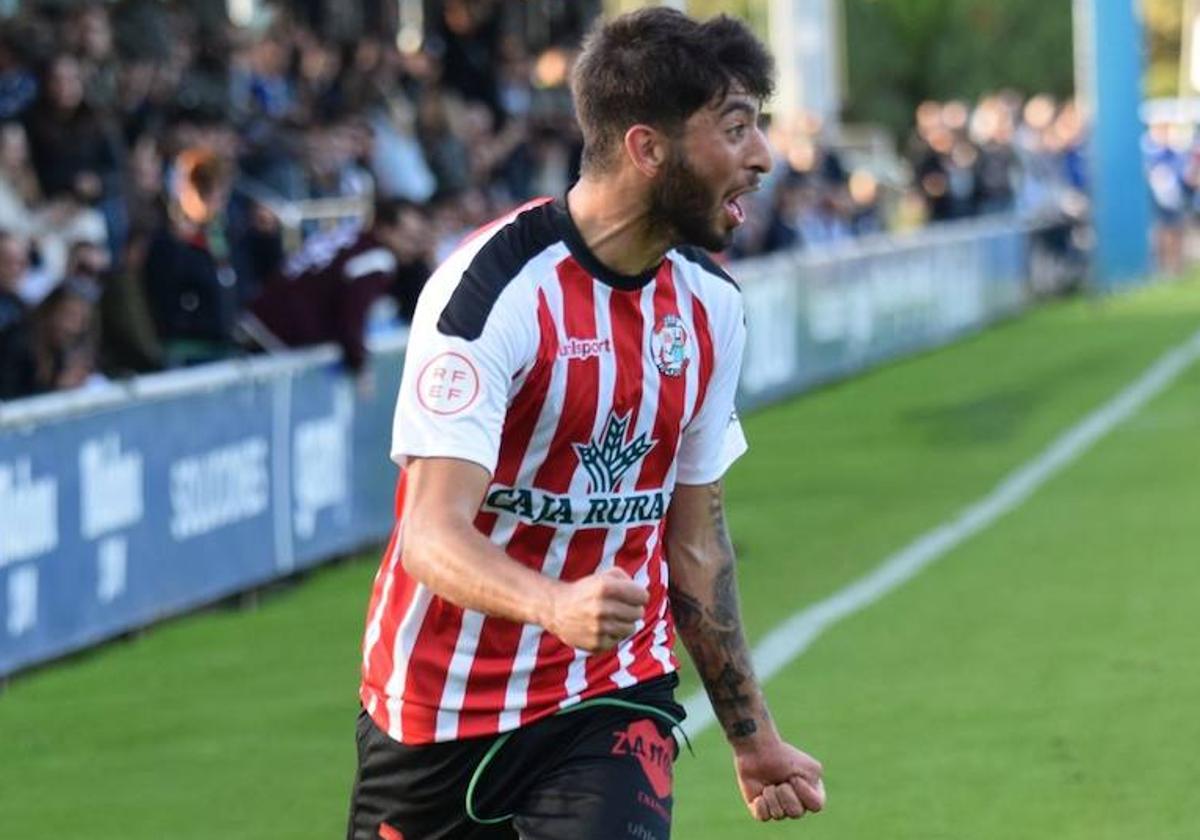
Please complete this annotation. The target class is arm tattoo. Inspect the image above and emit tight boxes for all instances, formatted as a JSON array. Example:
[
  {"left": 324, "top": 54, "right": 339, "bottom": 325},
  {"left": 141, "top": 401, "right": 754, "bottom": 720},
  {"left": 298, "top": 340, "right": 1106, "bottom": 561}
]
[
  {"left": 669, "top": 483, "right": 761, "bottom": 741},
  {"left": 700, "top": 482, "right": 729, "bottom": 547}
]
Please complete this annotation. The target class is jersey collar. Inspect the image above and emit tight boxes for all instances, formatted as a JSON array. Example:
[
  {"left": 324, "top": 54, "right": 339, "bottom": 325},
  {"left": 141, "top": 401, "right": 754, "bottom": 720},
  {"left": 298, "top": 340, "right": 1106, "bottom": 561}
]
[{"left": 550, "top": 198, "right": 661, "bottom": 291}]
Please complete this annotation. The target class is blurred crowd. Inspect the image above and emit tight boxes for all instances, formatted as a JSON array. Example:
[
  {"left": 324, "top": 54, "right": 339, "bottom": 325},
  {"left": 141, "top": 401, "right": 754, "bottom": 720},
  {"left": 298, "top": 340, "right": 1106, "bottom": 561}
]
[
  {"left": 728, "top": 92, "right": 1091, "bottom": 260},
  {"left": 0, "top": 0, "right": 590, "bottom": 401},
  {"left": 0, "top": 0, "right": 1096, "bottom": 404}
]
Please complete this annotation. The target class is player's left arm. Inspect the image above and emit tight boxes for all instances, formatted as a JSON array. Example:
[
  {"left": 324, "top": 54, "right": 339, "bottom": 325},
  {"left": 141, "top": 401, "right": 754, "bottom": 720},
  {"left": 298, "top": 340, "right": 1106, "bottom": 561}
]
[{"left": 665, "top": 480, "right": 826, "bottom": 822}]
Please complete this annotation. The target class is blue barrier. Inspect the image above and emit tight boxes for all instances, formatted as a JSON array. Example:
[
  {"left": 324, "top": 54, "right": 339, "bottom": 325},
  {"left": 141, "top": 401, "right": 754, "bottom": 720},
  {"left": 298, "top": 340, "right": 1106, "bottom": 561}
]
[
  {"left": 735, "top": 218, "right": 1043, "bottom": 409},
  {"left": 0, "top": 217, "right": 1057, "bottom": 678},
  {"left": 0, "top": 340, "right": 406, "bottom": 677}
]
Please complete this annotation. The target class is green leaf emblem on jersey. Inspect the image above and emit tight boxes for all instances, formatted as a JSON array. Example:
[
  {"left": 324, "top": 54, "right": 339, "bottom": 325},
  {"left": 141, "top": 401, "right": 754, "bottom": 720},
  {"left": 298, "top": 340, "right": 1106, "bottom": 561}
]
[{"left": 573, "top": 412, "right": 656, "bottom": 494}]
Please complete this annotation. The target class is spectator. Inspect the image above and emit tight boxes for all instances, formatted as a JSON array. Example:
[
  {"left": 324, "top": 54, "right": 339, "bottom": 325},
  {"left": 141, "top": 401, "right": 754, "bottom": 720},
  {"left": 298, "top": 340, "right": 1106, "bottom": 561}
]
[
  {"left": 464, "top": 100, "right": 526, "bottom": 195},
  {"left": 231, "top": 34, "right": 294, "bottom": 123},
  {"left": 428, "top": 189, "right": 476, "bottom": 263},
  {"left": 971, "top": 96, "right": 1019, "bottom": 215},
  {"left": 797, "top": 187, "right": 851, "bottom": 249},
  {"left": 0, "top": 228, "right": 52, "bottom": 307},
  {"left": 906, "top": 99, "right": 943, "bottom": 167},
  {"left": 333, "top": 37, "right": 388, "bottom": 115},
  {"left": 433, "top": 0, "right": 503, "bottom": 116},
  {"left": 245, "top": 197, "right": 431, "bottom": 380},
  {"left": 28, "top": 187, "right": 109, "bottom": 293},
  {"left": 1014, "top": 94, "right": 1065, "bottom": 220},
  {"left": 26, "top": 278, "right": 101, "bottom": 394},
  {"left": 762, "top": 175, "right": 805, "bottom": 253},
  {"left": 847, "top": 170, "right": 884, "bottom": 236},
  {"left": 496, "top": 37, "right": 533, "bottom": 123},
  {"left": 892, "top": 185, "right": 930, "bottom": 233},
  {"left": 123, "top": 133, "right": 166, "bottom": 239},
  {"left": 23, "top": 53, "right": 122, "bottom": 209},
  {"left": 292, "top": 30, "right": 343, "bottom": 123},
  {"left": 174, "top": 24, "right": 235, "bottom": 125},
  {"left": 386, "top": 205, "right": 434, "bottom": 323},
  {"left": 300, "top": 116, "right": 373, "bottom": 203},
  {"left": 60, "top": 239, "right": 109, "bottom": 303},
  {"left": 0, "top": 228, "right": 34, "bottom": 398},
  {"left": 98, "top": 231, "right": 163, "bottom": 376},
  {"left": 1054, "top": 102, "right": 1088, "bottom": 197},
  {"left": 66, "top": 3, "right": 120, "bottom": 113},
  {"left": 945, "top": 139, "right": 979, "bottom": 219},
  {"left": 368, "top": 92, "right": 438, "bottom": 203},
  {"left": 0, "top": 25, "right": 37, "bottom": 122},
  {"left": 143, "top": 147, "right": 237, "bottom": 366},
  {"left": 111, "top": 0, "right": 175, "bottom": 65},
  {"left": 524, "top": 126, "right": 574, "bottom": 199},
  {"left": 228, "top": 198, "right": 285, "bottom": 306},
  {"left": 418, "top": 89, "right": 473, "bottom": 195},
  {"left": 1143, "top": 121, "right": 1189, "bottom": 275},
  {"left": 0, "top": 121, "right": 40, "bottom": 235},
  {"left": 914, "top": 125, "right": 955, "bottom": 222}
]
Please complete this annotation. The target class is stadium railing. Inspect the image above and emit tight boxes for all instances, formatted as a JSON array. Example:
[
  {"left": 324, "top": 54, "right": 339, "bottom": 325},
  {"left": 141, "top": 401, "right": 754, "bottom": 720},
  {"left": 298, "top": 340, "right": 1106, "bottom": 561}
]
[
  {"left": 0, "top": 216, "right": 1062, "bottom": 678},
  {"left": 234, "top": 178, "right": 372, "bottom": 250}
]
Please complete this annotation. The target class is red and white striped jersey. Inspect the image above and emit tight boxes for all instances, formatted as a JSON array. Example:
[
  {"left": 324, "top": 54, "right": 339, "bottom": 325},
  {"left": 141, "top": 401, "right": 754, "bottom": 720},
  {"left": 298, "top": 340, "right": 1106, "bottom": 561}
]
[{"left": 360, "top": 198, "right": 748, "bottom": 744}]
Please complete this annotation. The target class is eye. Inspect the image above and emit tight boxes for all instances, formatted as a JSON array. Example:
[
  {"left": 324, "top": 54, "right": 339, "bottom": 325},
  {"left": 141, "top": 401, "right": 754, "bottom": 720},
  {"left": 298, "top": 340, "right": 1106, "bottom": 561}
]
[{"left": 727, "top": 123, "right": 748, "bottom": 141}]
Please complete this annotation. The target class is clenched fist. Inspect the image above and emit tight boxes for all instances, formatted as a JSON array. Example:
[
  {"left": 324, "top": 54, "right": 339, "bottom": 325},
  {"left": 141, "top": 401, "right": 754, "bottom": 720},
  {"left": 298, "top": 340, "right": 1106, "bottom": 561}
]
[
  {"left": 544, "top": 567, "right": 649, "bottom": 652},
  {"left": 735, "top": 737, "right": 825, "bottom": 822}
]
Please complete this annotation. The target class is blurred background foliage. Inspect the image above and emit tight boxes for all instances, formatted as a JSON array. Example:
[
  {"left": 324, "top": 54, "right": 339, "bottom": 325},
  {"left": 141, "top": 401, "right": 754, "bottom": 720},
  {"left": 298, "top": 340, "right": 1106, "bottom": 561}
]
[
  {"left": 1142, "top": 0, "right": 1184, "bottom": 99},
  {"left": 841, "top": 0, "right": 1074, "bottom": 137},
  {"left": 606, "top": 1, "right": 1185, "bottom": 137},
  {"left": 841, "top": 0, "right": 1182, "bottom": 137}
]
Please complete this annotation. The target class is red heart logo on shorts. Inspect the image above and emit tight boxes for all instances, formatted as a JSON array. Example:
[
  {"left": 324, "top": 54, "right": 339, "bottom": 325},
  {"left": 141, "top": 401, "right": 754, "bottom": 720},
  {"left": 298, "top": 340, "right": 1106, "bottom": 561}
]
[{"left": 611, "top": 719, "right": 674, "bottom": 799}]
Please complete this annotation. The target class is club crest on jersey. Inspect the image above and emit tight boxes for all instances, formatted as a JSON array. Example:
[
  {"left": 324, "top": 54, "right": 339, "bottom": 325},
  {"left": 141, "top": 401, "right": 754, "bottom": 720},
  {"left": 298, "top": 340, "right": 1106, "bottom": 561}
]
[
  {"left": 574, "top": 411, "right": 656, "bottom": 494},
  {"left": 651, "top": 314, "right": 690, "bottom": 378}
]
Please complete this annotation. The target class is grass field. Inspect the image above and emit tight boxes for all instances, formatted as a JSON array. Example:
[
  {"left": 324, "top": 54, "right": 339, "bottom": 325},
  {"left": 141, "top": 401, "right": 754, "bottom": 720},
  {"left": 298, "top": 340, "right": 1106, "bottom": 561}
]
[{"left": 3, "top": 278, "right": 1199, "bottom": 839}]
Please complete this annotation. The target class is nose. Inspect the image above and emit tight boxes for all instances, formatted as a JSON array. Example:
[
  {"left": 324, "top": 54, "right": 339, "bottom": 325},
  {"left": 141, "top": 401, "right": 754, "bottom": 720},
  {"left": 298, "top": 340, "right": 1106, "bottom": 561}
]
[{"left": 746, "top": 124, "right": 773, "bottom": 176}]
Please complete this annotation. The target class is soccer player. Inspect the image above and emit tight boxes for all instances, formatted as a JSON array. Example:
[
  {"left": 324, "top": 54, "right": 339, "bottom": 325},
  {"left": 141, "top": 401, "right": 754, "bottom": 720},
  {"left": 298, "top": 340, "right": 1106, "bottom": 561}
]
[{"left": 349, "top": 8, "right": 825, "bottom": 839}]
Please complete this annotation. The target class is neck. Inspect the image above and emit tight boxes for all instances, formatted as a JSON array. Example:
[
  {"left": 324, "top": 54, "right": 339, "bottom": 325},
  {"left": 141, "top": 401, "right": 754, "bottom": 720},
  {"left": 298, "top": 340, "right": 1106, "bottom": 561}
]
[{"left": 566, "top": 172, "right": 673, "bottom": 277}]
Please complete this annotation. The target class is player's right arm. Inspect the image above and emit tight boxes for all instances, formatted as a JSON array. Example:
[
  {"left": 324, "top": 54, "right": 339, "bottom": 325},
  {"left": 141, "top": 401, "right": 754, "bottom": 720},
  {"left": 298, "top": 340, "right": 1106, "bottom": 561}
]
[{"left": 399, "top": 455, "right": 648, "bottom": 652}]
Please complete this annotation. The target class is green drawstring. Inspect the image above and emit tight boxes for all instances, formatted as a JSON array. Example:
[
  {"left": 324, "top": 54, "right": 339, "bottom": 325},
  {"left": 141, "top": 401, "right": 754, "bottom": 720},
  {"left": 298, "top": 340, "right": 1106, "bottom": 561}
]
[
  {"left": 465, "top": 697, "right": 692, "bottom": 825},
  {"left": 465, "top": 732, "right": 518, "bottom": 825}
]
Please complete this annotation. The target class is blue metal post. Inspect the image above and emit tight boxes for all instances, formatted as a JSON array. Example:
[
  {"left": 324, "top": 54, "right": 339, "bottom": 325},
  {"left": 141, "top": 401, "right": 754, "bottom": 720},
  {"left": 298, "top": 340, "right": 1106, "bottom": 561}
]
[{"left": 1076, "top": 0, "right": 1152, "bottom": 286}]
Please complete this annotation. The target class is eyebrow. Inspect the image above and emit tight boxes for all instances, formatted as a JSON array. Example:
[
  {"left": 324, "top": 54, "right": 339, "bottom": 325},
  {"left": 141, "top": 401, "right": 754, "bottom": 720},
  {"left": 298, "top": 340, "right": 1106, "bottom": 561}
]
[{"left": 718, "top": 101, "right": 758, "bottom": 120}]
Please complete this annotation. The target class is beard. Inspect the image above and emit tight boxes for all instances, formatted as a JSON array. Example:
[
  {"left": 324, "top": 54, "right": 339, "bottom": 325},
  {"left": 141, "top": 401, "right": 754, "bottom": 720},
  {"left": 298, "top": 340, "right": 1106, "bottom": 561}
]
[{"left": 647, "top": 148, "right": 730, "bottom": 252}]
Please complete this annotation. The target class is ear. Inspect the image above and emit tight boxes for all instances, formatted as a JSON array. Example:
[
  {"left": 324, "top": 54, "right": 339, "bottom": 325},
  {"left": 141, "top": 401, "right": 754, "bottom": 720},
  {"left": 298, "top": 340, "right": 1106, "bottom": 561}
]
[{"left": 623, "top": 124, "right": 669, "bottom": 178}]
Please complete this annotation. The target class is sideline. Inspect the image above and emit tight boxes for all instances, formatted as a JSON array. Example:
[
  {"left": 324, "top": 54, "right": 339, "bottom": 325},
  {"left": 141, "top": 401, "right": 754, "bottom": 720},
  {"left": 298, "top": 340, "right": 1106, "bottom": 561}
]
[{"left": 681, "top": 325, "right": 1200, "bottom": 737}]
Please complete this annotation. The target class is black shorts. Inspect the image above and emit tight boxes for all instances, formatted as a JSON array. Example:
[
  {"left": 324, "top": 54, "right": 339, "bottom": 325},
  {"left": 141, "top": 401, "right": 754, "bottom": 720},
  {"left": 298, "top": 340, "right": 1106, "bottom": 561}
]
[{"left": 347, "top": 674, "right": 686, "bottom": 840}]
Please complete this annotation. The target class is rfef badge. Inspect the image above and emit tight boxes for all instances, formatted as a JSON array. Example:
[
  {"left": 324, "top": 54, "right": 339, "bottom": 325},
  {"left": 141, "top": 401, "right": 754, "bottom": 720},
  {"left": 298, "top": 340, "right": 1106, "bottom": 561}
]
[{"left": 416, "top": 351, "right": 481, "bottom": 415}]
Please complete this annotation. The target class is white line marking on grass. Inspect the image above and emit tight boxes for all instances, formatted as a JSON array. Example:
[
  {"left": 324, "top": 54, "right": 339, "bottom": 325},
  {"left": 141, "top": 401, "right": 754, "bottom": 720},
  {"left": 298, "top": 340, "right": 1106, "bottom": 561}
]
[{"left": 681, "top": 326, "right": 1200, "bottom": 738}]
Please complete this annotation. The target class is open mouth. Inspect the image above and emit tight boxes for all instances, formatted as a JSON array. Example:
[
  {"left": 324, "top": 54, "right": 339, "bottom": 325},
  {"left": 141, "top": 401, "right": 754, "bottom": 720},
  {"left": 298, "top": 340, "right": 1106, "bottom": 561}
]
[
  {"left": 724, "top": 196, "right": 746, "bottom": 225},
  {"left": 723, "top": 184, "right": 758, "bottom": 226}
]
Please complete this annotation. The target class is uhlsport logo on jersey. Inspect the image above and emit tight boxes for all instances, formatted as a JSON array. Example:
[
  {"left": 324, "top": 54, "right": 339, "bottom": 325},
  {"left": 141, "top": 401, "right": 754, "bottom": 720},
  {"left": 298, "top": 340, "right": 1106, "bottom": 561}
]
[
  {"left": 559, "top": 335, "right": 613, "bottom": 361},
  {"left": 482, "top": 411, "right": 667, "bottom": 526},
  {"left": 651, "top": 314, "right": 690, "bottom": 377}
]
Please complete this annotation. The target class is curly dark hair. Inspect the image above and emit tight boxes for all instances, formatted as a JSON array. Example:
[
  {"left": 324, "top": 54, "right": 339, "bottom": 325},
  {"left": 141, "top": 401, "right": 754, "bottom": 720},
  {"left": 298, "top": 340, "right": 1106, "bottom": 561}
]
[{"left": 571, "top": 7, "right": 774, "bottom": 174}]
